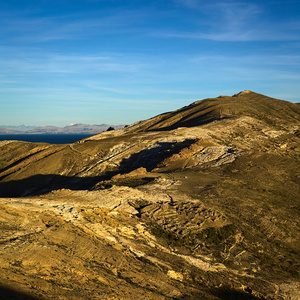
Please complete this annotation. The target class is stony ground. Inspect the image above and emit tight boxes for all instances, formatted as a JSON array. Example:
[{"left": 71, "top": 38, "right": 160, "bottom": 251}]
[{"left": 0, "top": 91, "right": 299, "bottom": 299}]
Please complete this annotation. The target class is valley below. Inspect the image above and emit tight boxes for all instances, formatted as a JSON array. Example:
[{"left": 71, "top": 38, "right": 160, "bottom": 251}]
[{"left": 0, "top": 91, "right": 299, "bottom": 299}]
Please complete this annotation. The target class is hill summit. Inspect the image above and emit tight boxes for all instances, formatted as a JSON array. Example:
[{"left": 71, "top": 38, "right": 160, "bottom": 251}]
[
  {"left": 113, "top": 90, "right": 299, "bottom": 133},
  {"left": 0, "top": 91, "right": 299, "bottom": 299}
]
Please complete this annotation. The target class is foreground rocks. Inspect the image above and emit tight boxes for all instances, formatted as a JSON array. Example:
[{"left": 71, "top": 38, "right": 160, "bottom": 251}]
[{"left": 0, "top": 187, "right": 288, "bottom": 299}]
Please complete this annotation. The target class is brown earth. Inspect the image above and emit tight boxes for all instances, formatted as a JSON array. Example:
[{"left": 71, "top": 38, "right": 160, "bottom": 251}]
[{"left": 0, "top": 91, "right": 299, "bottom": 299}]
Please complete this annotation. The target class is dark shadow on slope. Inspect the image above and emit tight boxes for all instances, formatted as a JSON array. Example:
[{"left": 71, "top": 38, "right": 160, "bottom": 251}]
[
  {"left": 215, "top": 288, "right": 263, "bottom": 300},
  {"left": 0, "top": 140, "right": 197, "bottom": 197},
  {"left": 0, "top": 148, "right": 48, "bottom": 174},
  {"left": 0, "top": 174, "right": 103, "bottom": 197},
  {"left": 0, "top": 285, "right": 43, "bottom": 300},
  {"left": 147, "top": 114, "right": 233, "bottom": 132},
  {"left": 0, "top": 154, "right": 35, "bottom": 174},
  {"left": 117, "top": 139, "right": 197, "bottom": 173},
  {"left": 143, "top": 105, "right": 234, "bottom": 132}
]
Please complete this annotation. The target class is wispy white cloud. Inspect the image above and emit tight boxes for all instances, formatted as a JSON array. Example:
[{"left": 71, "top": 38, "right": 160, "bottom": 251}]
[
  {"left": 161, "top": 24, "right": 300, "bottom": 42},
  {"left": 189, "top": 53, "right": 300, "bottom": 66},
  {"left": 167, "top": 1, "right": 300, "bottom": 42},
  {"left": 2, "top": 8, "right": 150, "bottom": 43},
  {"left": 0, "top": 51, "right": 144, "bottom": 75},
  {"left": 82, "top": 82, "right": 139, "bottom": 95}
]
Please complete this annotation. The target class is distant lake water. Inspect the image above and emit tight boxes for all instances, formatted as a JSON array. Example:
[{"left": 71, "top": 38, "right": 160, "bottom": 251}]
[{"left": 0, "top": 134, "right": 93, "bottom": 144}]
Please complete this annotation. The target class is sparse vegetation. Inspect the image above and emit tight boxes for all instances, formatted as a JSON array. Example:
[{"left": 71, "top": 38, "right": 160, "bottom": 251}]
[{"left": 0, "top": 91, "right": 299, "bottom": 299}]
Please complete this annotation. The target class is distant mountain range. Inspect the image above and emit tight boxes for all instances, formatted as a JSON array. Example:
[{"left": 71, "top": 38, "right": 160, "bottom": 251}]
[{"left": 0, "top": 123, "right": 125, "bottom": 134}]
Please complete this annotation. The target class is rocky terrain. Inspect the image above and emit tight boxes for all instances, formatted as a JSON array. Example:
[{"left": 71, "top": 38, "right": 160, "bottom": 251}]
[{"left": 0, "top": 90, "right": 299, "bottom": 299}]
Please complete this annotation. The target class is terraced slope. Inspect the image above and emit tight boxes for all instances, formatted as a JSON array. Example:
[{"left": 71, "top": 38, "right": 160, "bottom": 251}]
[{"left": 0, "top": 91, "right": 299, "bottom": 299}]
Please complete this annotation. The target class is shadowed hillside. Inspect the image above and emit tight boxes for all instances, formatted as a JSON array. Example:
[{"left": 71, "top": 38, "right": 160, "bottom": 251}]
[
  {"left": 113, "top": 90, "right": 300, "bottom": 133},
  {"left": 0, "top": 91, "right": 299, "bottom": 299}
]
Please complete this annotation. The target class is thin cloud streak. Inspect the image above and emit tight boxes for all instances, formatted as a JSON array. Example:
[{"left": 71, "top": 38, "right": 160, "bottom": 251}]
[
  {"left": 161, "top": 26, "right": 300, "bottom": 42},
  {"left": 0, "top": 52, "right": 144, "bottom": 75},
  {"left": 2, "top": 9, "right": 151, "bottom": 43},
  {"left": 83, "top": 83, "right": 140, "bottom": 95},
  {"left": 166, "top": 1, "right": 300, "bottom": 42}
]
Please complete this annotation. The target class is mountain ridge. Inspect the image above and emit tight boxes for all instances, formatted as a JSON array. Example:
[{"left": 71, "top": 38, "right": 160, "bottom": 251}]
[
  {"left": 0, "top": 90, "right": 299, "bottom": 300},
  {"left": 87, "top": 90, "right": 299, "bottom": 140},
  {"left": 0, "top": 123, "right": 124, "bottom": 135}
]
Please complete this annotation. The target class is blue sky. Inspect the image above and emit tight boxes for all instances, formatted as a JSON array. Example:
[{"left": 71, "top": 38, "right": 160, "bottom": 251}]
[{"left": 1, "top": 0, "right": 300, "bottom": 126}]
